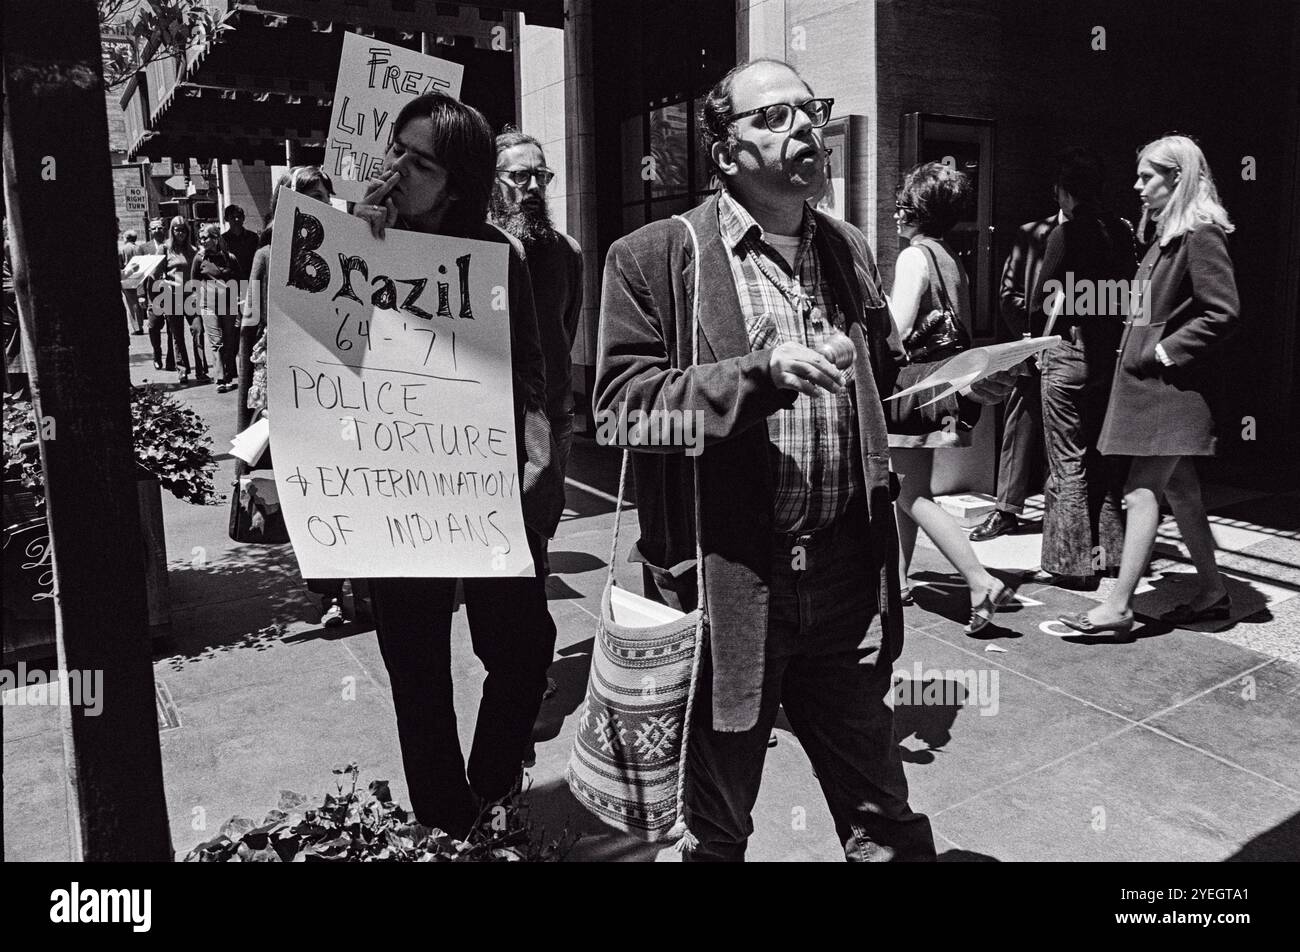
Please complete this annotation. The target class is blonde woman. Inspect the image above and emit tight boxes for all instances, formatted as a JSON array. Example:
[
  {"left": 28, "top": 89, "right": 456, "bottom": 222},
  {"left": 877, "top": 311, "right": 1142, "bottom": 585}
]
[{"left": 1060, "top": 135, "right": 1239, "bottom": 636}]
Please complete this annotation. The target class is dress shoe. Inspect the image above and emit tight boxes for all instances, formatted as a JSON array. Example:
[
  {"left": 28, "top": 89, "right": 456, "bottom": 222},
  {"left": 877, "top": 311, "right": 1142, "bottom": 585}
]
[
  {"left": 970, "top": 510, "right": 1021, "bottom": 542},
  {"left": 1162, "top": 593, "right": 1231, "bottom": 625},
  {"left": 1057, "top": 610, "right": 1134, "bottom": 636}
]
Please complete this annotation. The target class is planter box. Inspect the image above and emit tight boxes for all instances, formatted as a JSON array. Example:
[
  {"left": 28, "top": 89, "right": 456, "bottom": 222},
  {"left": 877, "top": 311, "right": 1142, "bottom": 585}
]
[{"left": 2, "top": 477, "right": 169, "bottom": 663}]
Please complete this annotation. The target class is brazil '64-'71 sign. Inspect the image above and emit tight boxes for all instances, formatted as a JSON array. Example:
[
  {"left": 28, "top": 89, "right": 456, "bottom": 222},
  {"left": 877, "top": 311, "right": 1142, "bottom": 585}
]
[{"left": 266, "top": 189, "right": 532, "bottom": 578}]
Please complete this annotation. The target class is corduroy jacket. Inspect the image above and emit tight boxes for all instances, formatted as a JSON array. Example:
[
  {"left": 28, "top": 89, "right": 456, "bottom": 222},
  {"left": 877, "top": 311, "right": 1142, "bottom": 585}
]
[{"left": 594, "top": 193, "right": 907, "bottom": 732}]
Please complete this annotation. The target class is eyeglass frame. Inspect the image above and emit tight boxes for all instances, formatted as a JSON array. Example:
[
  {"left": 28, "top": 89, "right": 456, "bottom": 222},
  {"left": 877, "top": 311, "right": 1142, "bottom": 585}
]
[
  {"left": 724, "top": 97, "right": 835, "bottom": 133},
  {"left": 497, "top": 168, "right": 556, "bottom": 188}
]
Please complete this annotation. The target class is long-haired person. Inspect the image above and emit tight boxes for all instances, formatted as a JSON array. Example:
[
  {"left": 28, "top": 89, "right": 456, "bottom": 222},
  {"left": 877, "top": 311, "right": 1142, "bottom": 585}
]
[
  {"left": 160, "top": 216, "right": 199, "bottom": 383},
  {"left": 353, "top": 92, "right": 560, "bottom": 839},
  {"left": 1059, "top": 135, "right": 1239, "bottom": 635},
  {"left": 887, "top": 162, "right": 1015, "bottom": 634}
]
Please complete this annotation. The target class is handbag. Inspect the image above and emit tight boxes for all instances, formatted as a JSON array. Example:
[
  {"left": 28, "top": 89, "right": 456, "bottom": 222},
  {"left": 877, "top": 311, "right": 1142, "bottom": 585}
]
[
  {"left": 566, "top": 215, "right": 707, "bottom": 846},
  {"left": 889, "top": 242, "right": 980, "bottom": 433},
  {"left": 228, "top": 460, "right": 289, "bottom": 544}
]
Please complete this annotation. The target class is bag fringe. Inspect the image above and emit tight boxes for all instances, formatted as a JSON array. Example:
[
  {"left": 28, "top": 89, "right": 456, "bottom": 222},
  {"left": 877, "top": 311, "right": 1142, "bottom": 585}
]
[{"left": 668, "top": 816, "right": 698, "bottom": 852}]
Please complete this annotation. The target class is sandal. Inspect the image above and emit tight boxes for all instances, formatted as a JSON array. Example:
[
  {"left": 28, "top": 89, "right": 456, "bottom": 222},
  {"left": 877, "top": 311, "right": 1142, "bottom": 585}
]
[
  {"left": 1058, "top": 610, "right": 1135, "bottom": 636},
  {"left": 965, "top": 579, "right": 1017, "bottom": 635}
]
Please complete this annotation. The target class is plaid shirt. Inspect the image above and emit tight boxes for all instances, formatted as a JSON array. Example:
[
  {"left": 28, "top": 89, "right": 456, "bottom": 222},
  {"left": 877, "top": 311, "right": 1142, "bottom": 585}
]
[{"left": 717, "top": 189, "right": 862, "bottom": 533}]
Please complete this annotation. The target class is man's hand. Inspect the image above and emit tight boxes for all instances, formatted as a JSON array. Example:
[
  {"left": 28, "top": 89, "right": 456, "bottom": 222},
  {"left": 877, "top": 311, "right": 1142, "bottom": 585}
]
[
  {"left": 815, "top": 329, "right": 855, "bottom": 371},
  {"left": 353, "top": 161, "right": 405, "bottom": 239},
  {"left": 769, "top": 342, "right": 846, "bottom": 396}
]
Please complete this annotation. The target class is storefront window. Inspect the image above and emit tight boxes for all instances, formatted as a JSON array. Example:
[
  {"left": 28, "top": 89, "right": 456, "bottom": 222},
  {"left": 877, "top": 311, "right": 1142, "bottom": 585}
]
[{"left": 621, "top": 97, "right": 718, "bottom": 230}]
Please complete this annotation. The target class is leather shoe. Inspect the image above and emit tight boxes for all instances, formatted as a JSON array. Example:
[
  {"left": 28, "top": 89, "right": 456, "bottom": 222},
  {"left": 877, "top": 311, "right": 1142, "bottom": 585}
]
[{"left": 970, "top": 510, "right": 1021, "bottom": 542}]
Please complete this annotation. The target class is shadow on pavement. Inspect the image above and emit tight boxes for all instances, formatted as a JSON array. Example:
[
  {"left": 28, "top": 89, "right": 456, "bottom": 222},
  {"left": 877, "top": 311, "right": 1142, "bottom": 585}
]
[
  {"left": 518, "top": 774, "right": 664, "bottom": 863},
  {"left": 893, "top": 677, "right": 965, "bottom": 765},
  {"left": 155, "top": 544, "right": 311, "bottom": 668},
  {"left": 1224, "top": 809, "right": 1300, "bottom": 861}
]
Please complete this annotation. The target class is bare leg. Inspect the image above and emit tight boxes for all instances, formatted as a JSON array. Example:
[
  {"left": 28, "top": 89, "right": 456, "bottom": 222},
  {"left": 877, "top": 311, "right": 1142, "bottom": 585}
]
[
  {"left": 1163, "top": 458, "right": 1227, "bottom": 606},
  {"left": 1090, "top": 454, "right": 1180, "bottom": 624},
  {"left": 893, "top": 448, "right": 998, "bottom": 607}
]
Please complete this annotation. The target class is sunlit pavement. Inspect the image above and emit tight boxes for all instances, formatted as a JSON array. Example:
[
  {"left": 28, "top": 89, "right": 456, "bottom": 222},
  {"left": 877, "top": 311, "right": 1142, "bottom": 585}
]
[{"left": 4, "top": 330, "right": 1297, "bottom": 861}]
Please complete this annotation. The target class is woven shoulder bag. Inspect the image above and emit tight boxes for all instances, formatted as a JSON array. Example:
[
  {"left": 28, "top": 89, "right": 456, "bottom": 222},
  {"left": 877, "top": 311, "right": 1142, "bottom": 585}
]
[{"left": 566, "top": 216, "right": 707, "bottom": 847}]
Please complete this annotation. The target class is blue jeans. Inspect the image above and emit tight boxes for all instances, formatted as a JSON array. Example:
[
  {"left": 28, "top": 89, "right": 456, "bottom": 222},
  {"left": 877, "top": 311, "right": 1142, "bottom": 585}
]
[{"left": 683, "top": 510, "right": 936, "bottom": 862}]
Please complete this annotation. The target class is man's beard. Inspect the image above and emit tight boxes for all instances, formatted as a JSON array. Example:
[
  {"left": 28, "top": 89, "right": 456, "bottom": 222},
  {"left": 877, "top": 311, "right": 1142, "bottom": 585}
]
[{"left": 489, "top": 189, "right": 555, "bottom": 245}]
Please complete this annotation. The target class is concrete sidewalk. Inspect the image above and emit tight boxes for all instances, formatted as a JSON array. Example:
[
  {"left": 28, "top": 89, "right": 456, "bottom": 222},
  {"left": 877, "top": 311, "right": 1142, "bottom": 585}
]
[{"left": 4, "top": 331, "right": 1298, "bottom": 861}]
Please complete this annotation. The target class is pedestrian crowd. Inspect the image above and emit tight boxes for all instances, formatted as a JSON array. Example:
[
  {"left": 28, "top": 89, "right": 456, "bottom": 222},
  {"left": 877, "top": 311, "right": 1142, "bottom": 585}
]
[{"left": 84, "top": 56, "right": 1239, "bottom": 861}]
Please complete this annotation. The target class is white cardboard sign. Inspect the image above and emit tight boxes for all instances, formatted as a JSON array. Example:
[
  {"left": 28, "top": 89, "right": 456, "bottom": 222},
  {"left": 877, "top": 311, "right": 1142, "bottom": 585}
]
[
  {"left": 326, "top": 31, "right": 465, "bottom": 203},
  {"left": 267, "top": 190, "right": 532, "bottom": 578}
]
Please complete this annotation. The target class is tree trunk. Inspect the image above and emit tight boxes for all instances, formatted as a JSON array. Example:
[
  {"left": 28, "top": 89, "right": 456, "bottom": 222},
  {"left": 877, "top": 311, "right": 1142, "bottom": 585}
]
[{"left": 2, "top": 0, "right": 172, "bottom": 860}]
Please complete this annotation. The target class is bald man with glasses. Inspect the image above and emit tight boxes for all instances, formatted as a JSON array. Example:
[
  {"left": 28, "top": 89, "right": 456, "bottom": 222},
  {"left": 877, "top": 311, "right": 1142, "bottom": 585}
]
[{"left": 594, "top": 59, "right": 934, "bottom": 862}]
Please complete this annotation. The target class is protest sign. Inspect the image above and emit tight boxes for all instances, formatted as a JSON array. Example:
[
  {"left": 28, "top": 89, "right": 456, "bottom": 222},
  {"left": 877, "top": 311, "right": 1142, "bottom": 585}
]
[
  {"left": 266, "top": 190, "right": 532, "bottom": 578},
  {"left": 326, "top": 31, "right": 464, "bottom": 204}
]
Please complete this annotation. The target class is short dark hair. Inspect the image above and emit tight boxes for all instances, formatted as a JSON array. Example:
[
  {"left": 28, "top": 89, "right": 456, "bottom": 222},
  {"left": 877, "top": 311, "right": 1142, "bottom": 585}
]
[
  {"left": 124, "top": 229, "right": 138, "bottom": 241},
  {"left": 699, "top": 58, "right": 813, "bottom": 177},
  {"left": 1054, "top": 147, "right": 1105, "bottom": 203},
  {"left": 495, "top": 125, "right": 544, "bottom": 161},
  {"left": 896, "top": 162, "right": 972, "bottom": 238},
  {"left": 392, "top": 92, "right": 495, "bottom": 235},
  {"left": 223, "top": 204, "right": 245, "bottom": 219}
]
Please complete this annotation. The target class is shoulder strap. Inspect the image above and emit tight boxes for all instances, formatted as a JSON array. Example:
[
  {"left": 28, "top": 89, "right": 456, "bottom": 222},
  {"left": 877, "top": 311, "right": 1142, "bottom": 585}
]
[
  {"left": 604, "top": 216, "right": 706, "bottom": 608},
  {"left": 916, "top": 241, "right": 955, "bottom": 315}
]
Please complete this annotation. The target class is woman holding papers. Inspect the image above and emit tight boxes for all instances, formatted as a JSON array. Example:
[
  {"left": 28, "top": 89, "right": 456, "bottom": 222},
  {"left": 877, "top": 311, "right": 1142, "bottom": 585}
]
[
  {"left": 1060, "top": 135, "right": 1239, "bottom": 635},
  {"left": 353, "top": 91, "right": 560, "bottom": 840},
  {"left": 887, "top": 162, "right": 1015, "bottom": 635}
]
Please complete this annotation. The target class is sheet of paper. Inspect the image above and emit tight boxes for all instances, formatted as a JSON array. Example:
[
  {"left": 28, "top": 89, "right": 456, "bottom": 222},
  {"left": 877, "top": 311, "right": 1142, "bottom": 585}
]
[
  {"left": 325, "top": 32, "right": 465, "bottom": 204},
  {"left": 266, "top": 190, "right": 533, "bottom": 578},
  {"left": 120, "top": 253, "right": 164, "bottom": 290},
  {"left": 887, "top": 337, "right": 1061, "bottom": 407},
  {"left": 230, "top": 417, "right": 271, "bottom": 466}
]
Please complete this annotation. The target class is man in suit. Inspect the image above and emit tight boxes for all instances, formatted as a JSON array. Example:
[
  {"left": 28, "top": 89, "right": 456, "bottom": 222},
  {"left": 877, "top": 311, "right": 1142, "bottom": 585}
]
[
  {"left": 967, "top": 206, "right": 1060, "bottom": 541},
  {"left": 594, "top": 58, "right": 935, "bottom": 862}
]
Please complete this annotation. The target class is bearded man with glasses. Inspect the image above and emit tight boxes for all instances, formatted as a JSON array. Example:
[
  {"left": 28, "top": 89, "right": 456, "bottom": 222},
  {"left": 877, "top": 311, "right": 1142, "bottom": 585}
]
[
  {"left": 594, "top": 58, "right": 934, "bottom": 862},
  {"left": 489, "top": 129, "right": 583, "bottom": 577}
]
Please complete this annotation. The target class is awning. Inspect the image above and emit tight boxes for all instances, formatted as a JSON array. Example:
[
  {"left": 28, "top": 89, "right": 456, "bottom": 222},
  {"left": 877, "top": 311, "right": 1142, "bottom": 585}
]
[{"left": 120, "top": 0, "right": 557, "bottom": 162}]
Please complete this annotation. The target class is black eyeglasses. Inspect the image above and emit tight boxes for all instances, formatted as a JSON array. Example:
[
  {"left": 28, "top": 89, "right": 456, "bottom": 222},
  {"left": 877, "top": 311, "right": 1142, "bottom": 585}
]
[
  {"left": 726, "top": 97, "right": 834, "bottom": 132},
  {"left": 497, "top": 168, "right": 555, "bottom": 188}
]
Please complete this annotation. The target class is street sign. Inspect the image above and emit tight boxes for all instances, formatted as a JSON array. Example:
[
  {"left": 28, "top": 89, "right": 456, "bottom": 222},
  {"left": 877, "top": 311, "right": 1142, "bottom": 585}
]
[
  {"left": 164, "top": 175, "right": 186, "bottom": 191},
  {"left": 124, "top": 185, "right": 146, "bottom": 213},
  {"left": 153, "top": 157, "right": 173, "bottom": 176}
]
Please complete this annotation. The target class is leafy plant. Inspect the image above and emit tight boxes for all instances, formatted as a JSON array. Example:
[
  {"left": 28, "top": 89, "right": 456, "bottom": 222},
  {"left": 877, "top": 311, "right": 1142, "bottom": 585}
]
[
  {"left": 2, "top": 386, "right": 219, "bottom": 508},
  {"left": 99, "top": 0, "right": 231, "bottom": 90},
  {"left": 185, "top": 763, "right": 579, "bottom": 863}
]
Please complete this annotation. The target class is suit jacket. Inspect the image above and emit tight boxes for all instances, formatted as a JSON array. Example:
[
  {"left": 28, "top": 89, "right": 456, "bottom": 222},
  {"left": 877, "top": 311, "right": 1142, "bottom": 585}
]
[
  {"left": 594, "top": 193, "right": 907, "bottom": 732},
  {"left": 999, "top": 214, "right": 1058, "bottom": 338}
]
